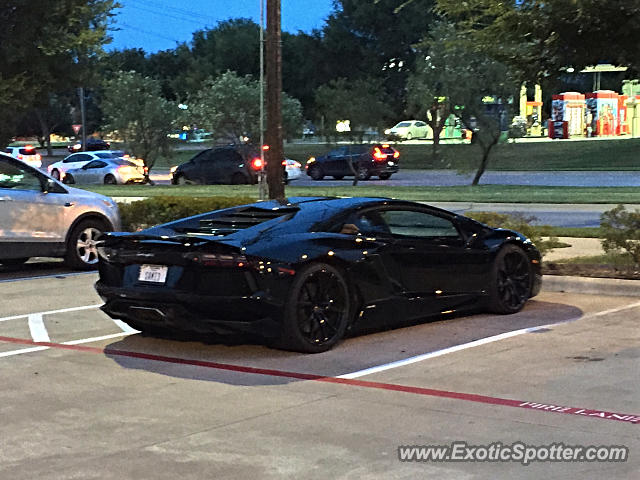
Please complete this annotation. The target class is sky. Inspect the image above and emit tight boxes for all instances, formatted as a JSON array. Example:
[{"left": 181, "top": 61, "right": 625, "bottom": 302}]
[{"left": 108, "top": 0, "right": 336, "bottom": 53}]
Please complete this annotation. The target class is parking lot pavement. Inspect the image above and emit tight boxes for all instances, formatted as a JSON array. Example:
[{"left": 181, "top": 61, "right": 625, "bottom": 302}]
[{"left": 0, "top": 275, "right": 638, "bottom": 479}]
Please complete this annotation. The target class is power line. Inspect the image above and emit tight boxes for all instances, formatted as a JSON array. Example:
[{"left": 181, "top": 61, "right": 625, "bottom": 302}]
[
  {"left": 129, "top": 0, "right": 223, "bottom": 25},
  {"left": 116, "top": 22, "right": 183, "bottom": 44},
  {"left": 127, "top": 3, "right": 214, "bottom": 28}
]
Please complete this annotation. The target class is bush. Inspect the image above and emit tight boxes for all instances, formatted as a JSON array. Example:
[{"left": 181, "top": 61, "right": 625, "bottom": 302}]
[
  {"left": 465, "top": 211, "right": 560, "bottom": 257},
  {"left": 118, "top": 196, "right": 255, "bottom": 231},
  {"left": 600, "top": 205, "right": 640, "bottom": 265}
]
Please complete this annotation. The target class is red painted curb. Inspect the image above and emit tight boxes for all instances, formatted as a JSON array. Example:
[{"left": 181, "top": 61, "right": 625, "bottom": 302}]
[{"left": 1, "top": 335, "right": 638, "bottom": 425}]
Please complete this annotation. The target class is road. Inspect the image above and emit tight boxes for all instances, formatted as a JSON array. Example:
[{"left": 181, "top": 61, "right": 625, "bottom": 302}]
[{"left": 0, "top": 271, "right": 638, "bottom": 479}]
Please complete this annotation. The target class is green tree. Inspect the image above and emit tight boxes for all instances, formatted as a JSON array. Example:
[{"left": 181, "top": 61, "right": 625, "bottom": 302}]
[
  {"left": 436, "top": 0, "right": 640, "bottom": 82},
  {"left": 101, "top": 72, "right": 178, "bottom": 179},
  {"left": 314, "top": 78, "right": 389, "bottom": 142},
  {"left": 188, "top": 71, "right": 302, "bottom": 143},
  {"left": 408, "top": 23, "right": 520, "bottom": 184},
  {"left": 0, "top": 0, "right": 119, "bottom": 147}
]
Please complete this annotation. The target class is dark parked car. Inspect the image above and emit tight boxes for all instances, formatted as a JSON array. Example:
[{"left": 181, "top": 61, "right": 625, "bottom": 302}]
[
  {"left": 171, "top": 145, "right": 263, "bottom": 185},
  {"left": 95, "top": 197, "right": 542, "bottom": 353},
  {"left": 305, "top": 144, "right": 400, "bottom": 181},
  {"left": 67, "top": 137, "right": 111, "bottom": 153}
]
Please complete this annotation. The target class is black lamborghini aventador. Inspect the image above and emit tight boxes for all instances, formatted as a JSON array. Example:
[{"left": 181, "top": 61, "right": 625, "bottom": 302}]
[{"left": 95, "top": 197, "right": 542, "bottom": 353}]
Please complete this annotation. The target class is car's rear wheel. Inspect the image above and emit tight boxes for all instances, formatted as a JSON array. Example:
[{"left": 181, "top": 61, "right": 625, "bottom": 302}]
[
  {"left": 406, "top": 132, "right": 413, "bottom": 140},
  {"left": 308, "top": 165, "right": 324, "bottom": 181},
  {"left": 378, "top": 173, "right": 392, "bottom": 180},
  {"left": 63, "top": 174, "right": 75, "bottom": 184},
  {"left": 231, "top": 172, "right": 248, "bottom": 185},
  {"left": 51, "top": 169, "right": 60, "bottom": 180},
  {"left": 1, "top": 258, "right": 29, "bottom": 267},
  {"left": 64, "top": 219, "right": 108, "bottom": 270},
  {"left": 332, "top": 175, "right": 344, "bottom": 180},
  {"left": 104, "top": 174, "right": 117, "bottom": 185},
  {"left": 356, "top": 166, "right": 371, "bottom": 181},
  {"left": 488, "top": 245, "right": 532, "bottom": 314},
  {"left": 277, "top": 263, "right": 350, "bottom": 353}
]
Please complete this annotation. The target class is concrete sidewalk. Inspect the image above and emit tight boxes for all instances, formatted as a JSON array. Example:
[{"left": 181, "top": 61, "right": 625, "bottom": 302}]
[{"left": 544, "top": 237, "right": 605, "bottom": 262}]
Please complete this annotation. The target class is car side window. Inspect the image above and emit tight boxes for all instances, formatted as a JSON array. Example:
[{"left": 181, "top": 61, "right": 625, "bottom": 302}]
[
  {"left": 381, "top": 209, "right": 460, "bottom": 239},
  {"left": 342, "top": 210, "right": 390, "bottom": 235},
  {"left": 65, "top": 154, "right": 90, "bottom": 163},
  {"left": 213, "top": 149, "right": 241, "bottom": 165},
  {"left": 416, "top": 121, "right": 426, "bottom": 127},
  {"left": 328, "top": 147, "right": 347, "bottom": 157},
  {"left": 85, "top": 160, "right": 107, "bottom": 169},
  {"left": 192, "top": 150, "right": 215, "bottom": 164},
  {"left": 0, "top": 158, "right": 42, "bottom": 191}
]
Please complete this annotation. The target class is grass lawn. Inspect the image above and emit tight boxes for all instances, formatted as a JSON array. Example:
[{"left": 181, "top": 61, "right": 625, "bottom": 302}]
[{"left": 82, "top": 184, "right": 640, "bottom": 204}]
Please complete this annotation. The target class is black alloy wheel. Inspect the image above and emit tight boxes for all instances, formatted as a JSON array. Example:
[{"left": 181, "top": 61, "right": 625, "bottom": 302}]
[
  {"left": 378, "top": 173, "right": 392, "bottom": 180},
  {"left": 488, "top": 245, "right": 531, "bottom": 314},
  {"left": 278, "top": 263, "right": 350, "bottom": 353},
  {"left": 308, "top": 165, "right": 324, "bottom": 181},
  {"left": 356, "top": 166, "right": 371, "bottom": 181},
  {"left": 104, "top": 174, "right": 117, "bottom": 185},
  {"left": 231, "top": 172, "right": 248, "bottom": 185}
]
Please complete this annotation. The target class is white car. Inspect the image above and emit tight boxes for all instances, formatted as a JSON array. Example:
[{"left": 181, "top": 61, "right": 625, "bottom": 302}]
[
  {"left": 47, "top": 150, "right": 129, "bottom": 181},
  {"left": 0, "top": 152, "right": 121, "bottom": 269},
  {"left": 5, "top": 145, "right": 42, "bottom": 169},
  {"left": 284, "top": 158, "right": 302, "bottom": 183},
  {"left": 64, "top": 158, "right": 146, "bottom": 185},
  {"left": 384, "top": 120, "right": 429, "bottom": 140}
]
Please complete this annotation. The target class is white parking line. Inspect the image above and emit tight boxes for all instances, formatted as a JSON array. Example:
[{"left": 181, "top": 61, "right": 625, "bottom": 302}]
[
  {"left": 0, "top": 271, "right": 95, "bottom": 284},
  {"left": 0, "top": 345, "right": 50, "bottom": 358},
  {"left": 0, "top": 332, "right": 134, "bottom": 359},
  {"left": 338, "top": 301, "right": 640, "bottom": 379},
  {"left": 27, "top": 314, "right": 50, "bottom": 343},
  {"left": 113, "top": 319, "right": 140, "bottom": 334},
  {"left": 0, "top": 304, "right": 101, "bottom": 322}
]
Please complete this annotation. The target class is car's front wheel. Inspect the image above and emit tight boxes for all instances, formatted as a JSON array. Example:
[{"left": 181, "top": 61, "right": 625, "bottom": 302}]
[
  {"left": 64, "top": 219, "right": 108, "bottom": 270},
  {"left": 104, "top": 174, "right": 117, "bottom": 185},
  {"left": 51, "top": 169, "right": 60, "bottom": 180},
  {"left": 488, "top": 245, "right": 532, "bottom": 314},
  {"left": 277, "top": 263, "right": 351, "bottom": 353}
]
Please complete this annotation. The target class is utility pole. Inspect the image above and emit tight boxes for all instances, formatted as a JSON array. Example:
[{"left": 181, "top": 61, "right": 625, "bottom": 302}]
[
  {"left": 258, "top": 0, "right": 267, "bottom": 200},
  {"left": 265, "top": 0, "right": 285, "bottom": 199}
]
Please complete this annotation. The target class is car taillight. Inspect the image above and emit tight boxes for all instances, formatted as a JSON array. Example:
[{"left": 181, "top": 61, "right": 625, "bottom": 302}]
[
  {"left": 393, "top": 150, "right": 400, "bottom": 159},
  {"left": 35, "top": 153, "right": 41, "bottom": 161},
  {"left": 281, "top": 160, "right": 286, "bottom": 166},
  {"left": 17, "top": 154, "right": 23, "bottom": 160},
  {"left": 189, "top": 253, "right": 248, "bottom": 268},
  {"left": 251, "top": 158, "right": 263, "bottom": 170},
  {"left": 24, "top": 145, "right": 34, "bottom": 152},
  {"left": 373, "top": 147, "right": 387, "bottom": 161}
]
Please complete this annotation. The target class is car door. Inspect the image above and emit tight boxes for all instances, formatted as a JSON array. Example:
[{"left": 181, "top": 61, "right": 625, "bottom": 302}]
[
  {"left": 414, "top": 121, "right": 428, "bottom": 139},
  {"left": 324, "top": 147, "right": 348, "bottom": 175},
  {"left": 194, "top": 149, "right": 221, "bottom": 184},
  {"left": 79, "top": 160, "right": 109, "bottom": 183},
  {"left": 63, "top": 153, "right": 93, "bottom": 174},
  {"left": 0, "top": 156, "right": 68, "bottom": 244},
  {"left": 376, "top": 207, "right": 487, "bottom": 316}
]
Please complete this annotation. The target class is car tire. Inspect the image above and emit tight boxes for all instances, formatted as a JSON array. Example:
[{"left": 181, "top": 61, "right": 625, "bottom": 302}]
[
  {"left": 0, "top": 258, "right": 29, "bottom": 267},
  {"left": 356, "top": 166, "right": 371, "bottom": 181},
  {"left": 51, "top": 169, "right": 60, "bottom": 180},
  {"left": 104, "top": 174, "right": 117, "bottom": 185},
  {"left": 406, "top": 132, "right": 413, "bottom": 140},
  {"left": 64, "top": 219, "right": 108, "bottom": 270},
  {"left": 308, "top": 165, "right": 324, "bottom": 181},
  {"left": 63, "top": 174, "right": 75, "bottom": 184},
  {"left": 175, "top": 174, "right": 188, "bottom": 185},
  {"left": 231, "top": 172, "right": 248, "bottom": 185},
  {"left": 332, "top": 175, "right": 344, "bottom": 180},
  {"left": 276, "top": 262, "right": 351, "bottom": 353},
  {"left": 378, "top": 173, "right": 392, "bottom": 180},
  {"left": 487, "top": 245, "right": 532, "bottom": 314}
]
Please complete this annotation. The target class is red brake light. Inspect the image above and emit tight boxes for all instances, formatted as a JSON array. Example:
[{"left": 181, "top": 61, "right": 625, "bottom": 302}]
[
  {"left": 281, "top": 160, "right": 287, "bottom": 166},
  {"left": 252, "top": 158, "right": 263, "bottom": 170},
  {"left": 373, "top": 147, "right": 386, "bottom": 161},
  {"left": 24, "top": 145, "right": 34, "bottom": 152},
  {"left": 262, "top": 145, "right": 270, "bottom": 151},
  {"left": 393, "top": 150, "right": 400, "bottom": 159}
]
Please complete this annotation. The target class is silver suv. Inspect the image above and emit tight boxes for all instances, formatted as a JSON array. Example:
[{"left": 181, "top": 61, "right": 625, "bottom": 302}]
[{"left": 0, "top": 153, "right": 121, "bottom": 269}]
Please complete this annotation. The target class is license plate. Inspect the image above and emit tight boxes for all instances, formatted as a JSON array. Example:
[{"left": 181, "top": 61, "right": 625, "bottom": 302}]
[
  {"left": 138, "top": 264, "right": 168, "bottom": 283},
  {"left": 388, "top": 161, "right": 395, "bottom": 166}
]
